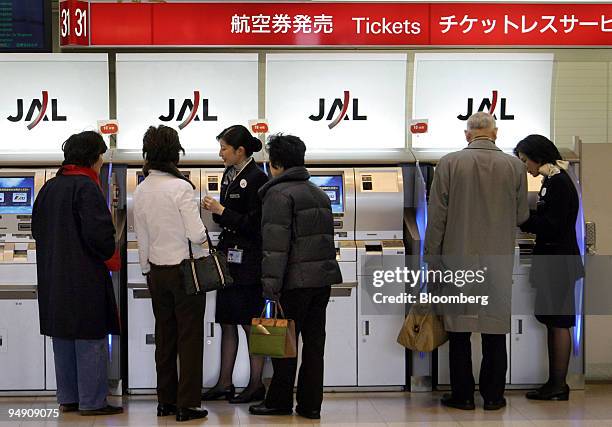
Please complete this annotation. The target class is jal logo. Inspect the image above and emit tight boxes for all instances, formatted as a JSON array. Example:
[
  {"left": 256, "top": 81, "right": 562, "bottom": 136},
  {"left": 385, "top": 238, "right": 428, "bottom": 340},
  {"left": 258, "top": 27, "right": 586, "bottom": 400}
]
[
  {"left": 309, "top": 91, "right": 367, "bottom": 129},
  {"left": 159, "top": 90, "right": 218, "bottom": 130},
  {"left": 12, "top": 193, "right": 27, "bottom": 203},
  {"left": 457, "top": 90, "right": 515, "bottom": 121},
  {"left": 7, "top": 91, "right": 67, "bottom": 130}
]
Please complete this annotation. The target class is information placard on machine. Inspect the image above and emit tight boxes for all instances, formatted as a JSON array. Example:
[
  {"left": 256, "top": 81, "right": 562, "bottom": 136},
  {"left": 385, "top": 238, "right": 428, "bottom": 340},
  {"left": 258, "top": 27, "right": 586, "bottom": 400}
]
[
  {"left": 310, "top": 175, "right": 344, "bottom": 214},
  {"left": 0, "top": 176, "right": 34, "bottom": 214}
]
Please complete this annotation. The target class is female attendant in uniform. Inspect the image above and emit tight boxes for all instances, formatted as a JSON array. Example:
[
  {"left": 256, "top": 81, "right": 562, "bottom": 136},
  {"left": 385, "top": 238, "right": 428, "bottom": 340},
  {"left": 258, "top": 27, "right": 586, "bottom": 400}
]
[
  {"left": 201, "top": 125, "right": 269, "bottom": 404},
  {"left": 515, "top": 135, "right": 584, "bottom": 401}
]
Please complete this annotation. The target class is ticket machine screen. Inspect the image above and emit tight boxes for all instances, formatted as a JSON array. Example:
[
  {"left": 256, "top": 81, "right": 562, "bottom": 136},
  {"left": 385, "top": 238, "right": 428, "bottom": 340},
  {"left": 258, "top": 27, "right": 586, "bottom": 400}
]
[
  {"left": 309, "top": 175, "right": 344, "bottom": 214},
  {"left": 0, "top": 176, "right": 35, "bottom": 214}
]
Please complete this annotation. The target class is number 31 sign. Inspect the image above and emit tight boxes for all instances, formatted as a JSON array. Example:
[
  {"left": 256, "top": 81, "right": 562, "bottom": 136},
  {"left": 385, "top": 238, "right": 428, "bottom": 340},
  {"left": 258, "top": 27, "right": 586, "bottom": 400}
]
[{"left": 60, "top": 0, "right": 90, "bottom": 46}]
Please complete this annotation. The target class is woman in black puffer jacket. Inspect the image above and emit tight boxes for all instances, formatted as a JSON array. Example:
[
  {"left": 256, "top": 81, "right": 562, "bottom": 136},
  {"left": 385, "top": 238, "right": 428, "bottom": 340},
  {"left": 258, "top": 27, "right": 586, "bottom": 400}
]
[{"left": 249, "top": 134, "right": 342, "bottom": 420}]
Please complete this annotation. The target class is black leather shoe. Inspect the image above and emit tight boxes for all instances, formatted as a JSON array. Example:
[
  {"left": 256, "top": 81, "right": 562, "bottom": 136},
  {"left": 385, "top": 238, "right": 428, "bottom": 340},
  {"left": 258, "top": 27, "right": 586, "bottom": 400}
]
[
  {"left": 80, "top": 405, "right": 123, "bottom": 416},
  {"left": 201, "top": 384, "right": 235, "bottom": 401},
  {"left": 440, "top": 393, "right": 475, "bottom": 410},
  {"left": 296, "top": 406, "right": 321, "bottom": 419},
  {"left": 484, "top": 398, "right": 507, "bottom": 410},
  {"left": 59, "top": 403, "right": 79, "bottom": 413},
  {"left": 248, "top": 402, "right": 292, "bottom": 416},
  {"left": 157, "top": 403, "right": 177, "bottom": 417},
  {"left": 176, "top": 407, "right": 208, "bottom": 422},
  {"left": 229, "top": 386, "right": 266, "bottom": 404},
  {"left": 526, "top": 384, "right": 569, "bottom": 401}
]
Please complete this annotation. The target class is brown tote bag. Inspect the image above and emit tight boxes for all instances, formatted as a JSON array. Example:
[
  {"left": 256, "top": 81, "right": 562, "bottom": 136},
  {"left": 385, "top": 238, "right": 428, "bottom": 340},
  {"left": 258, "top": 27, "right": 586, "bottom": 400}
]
[
  {"left": 397, "top": 303, "right": 448, "bottom": 353},
  {"left": 249, "top": 302, "right": 297, "bottom": 358}
]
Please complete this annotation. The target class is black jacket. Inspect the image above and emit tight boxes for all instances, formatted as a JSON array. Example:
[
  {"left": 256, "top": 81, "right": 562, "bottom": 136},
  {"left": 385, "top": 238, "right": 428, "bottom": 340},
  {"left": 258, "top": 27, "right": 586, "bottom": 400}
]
[
  {"left": 520, "top": 170, "right": 584, "bottom": 289},
  {"left": 258, "top": 166, "right": 342, "bottom": 300},
  {"left": 213, "top": 159, "right": 269, "bottom": 286},
  {"left": 32, "top": 174, "right": 120, "bottom": 339}
]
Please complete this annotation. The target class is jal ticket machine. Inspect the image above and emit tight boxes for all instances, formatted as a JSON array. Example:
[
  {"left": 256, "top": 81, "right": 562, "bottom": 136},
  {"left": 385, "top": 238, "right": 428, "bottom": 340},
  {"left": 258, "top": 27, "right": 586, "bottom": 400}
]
[
  {"left": 354, "top": 167, "right": 405, "bottom": 387},
  {"left": 0, "top": 170, "right": 46, "bottom": 391},
  {"left": 308, "top": 168, "right": 358, "bottom": 387},
  {"left": 306, "top": 167, "right": 405, "bottom": 388}
]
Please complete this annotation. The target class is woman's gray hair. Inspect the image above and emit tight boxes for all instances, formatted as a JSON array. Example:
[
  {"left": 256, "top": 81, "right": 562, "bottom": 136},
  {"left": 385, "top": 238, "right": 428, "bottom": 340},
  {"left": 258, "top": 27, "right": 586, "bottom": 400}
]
[{"left": 467, "top": 112, "right": 496, "bottom": 131}]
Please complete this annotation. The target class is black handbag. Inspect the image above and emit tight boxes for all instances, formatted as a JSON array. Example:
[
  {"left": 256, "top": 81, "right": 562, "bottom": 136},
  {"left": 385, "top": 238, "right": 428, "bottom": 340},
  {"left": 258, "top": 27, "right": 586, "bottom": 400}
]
[{"left": 179, "top": 229, "right": 234, "bottom": 295}]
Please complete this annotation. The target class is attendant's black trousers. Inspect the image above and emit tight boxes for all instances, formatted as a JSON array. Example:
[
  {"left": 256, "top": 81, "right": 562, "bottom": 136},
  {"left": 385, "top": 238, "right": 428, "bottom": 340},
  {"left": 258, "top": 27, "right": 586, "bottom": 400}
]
[
  {"left": 448, "top": 331, "right": 507, "bottom": 402},
  {"left": 265, "top": 286, "right": 331, "bottom": 412},
  {"left": 148, "top": 264, "right": 206, "bottom": 408}
]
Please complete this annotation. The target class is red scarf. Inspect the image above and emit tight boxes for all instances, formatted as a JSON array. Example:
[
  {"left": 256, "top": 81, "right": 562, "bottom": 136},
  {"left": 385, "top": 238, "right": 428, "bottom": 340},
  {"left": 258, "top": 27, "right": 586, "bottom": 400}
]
[
  {"left": 58, "top": 164, "right": 102, "bottom": 188},
  {"left": 58, "top": 165, "right": 121, "bottom": 272}
]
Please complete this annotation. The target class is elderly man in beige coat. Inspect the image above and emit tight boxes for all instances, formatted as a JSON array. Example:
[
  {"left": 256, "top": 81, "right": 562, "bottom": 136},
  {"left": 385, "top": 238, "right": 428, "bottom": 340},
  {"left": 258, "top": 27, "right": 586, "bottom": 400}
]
[{"left": 425, "top": 112, "right": 529, "bottom": 411}]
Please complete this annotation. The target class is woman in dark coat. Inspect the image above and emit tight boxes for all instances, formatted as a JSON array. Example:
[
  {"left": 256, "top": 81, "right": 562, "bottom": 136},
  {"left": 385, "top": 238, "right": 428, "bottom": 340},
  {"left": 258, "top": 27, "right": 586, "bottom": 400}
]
[
  {"left": 32, "top": 131, "right": 122, "bottom": 415},
  {"left": 201, "top": 125, "right": 269, "bottom": 404},
  {"left": 515, "top": 134, "right": 584, "bottom": 401},
  {"left": 249, "top": 134, "right": 342, "bottom": 420}
]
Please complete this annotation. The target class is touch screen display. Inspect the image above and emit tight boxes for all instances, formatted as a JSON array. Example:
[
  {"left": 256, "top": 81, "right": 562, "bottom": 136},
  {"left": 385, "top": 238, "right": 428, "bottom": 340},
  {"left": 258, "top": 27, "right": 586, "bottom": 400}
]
[
  {"left": 309, "top": 175, "right": 344, "bottom": 214},
  {"left": 0, "top": 176, "right": 35, "bottom": 214}
]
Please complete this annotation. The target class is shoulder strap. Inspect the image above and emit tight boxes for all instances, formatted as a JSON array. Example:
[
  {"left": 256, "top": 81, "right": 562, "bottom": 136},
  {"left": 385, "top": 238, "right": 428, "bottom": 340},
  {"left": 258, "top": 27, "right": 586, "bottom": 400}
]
[
  {"left": 188, "top": 240, "right": 194, "bottom": 259},
  {"left": 189, "top": 228, "right": 216, "bottom": 257},
  {"left": 205, "top": 228, "right": 216, "bottom": 254}
]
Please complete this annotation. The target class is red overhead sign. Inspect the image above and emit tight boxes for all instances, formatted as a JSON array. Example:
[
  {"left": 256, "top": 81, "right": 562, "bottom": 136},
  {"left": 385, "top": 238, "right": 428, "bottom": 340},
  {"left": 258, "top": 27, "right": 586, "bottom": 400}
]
[
  {"left": 61, "top": 2, "right": 612, "bottom": 47},
  {"left": 60, "top": 0, "right": 90, "bottom": 46}
]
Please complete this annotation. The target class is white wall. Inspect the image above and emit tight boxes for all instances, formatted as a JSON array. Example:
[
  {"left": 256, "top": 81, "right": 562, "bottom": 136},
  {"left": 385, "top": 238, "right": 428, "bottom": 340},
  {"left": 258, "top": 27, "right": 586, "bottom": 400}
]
[{"left": 553, "top": 62, "right": 608, "bottom": 149}]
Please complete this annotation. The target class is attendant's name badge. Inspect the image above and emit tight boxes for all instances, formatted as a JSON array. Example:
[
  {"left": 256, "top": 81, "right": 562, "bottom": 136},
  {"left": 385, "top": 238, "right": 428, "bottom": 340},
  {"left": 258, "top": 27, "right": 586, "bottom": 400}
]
[{"left": 227, "top": 248, "right": 244, "bottom": 264}]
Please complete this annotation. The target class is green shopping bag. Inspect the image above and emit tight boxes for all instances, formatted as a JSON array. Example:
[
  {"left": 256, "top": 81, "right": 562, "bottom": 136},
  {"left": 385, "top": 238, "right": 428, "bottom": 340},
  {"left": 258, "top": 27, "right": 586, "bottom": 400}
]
[{"left": 249, "top": 302, "right": 297, "bottom": 358}]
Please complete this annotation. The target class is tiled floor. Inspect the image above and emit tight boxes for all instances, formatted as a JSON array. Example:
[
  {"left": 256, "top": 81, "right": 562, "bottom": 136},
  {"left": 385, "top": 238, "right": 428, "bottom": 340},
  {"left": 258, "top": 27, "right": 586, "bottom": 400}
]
[{"left": 2, "top": 386, "right": 612, "bottom": 426}]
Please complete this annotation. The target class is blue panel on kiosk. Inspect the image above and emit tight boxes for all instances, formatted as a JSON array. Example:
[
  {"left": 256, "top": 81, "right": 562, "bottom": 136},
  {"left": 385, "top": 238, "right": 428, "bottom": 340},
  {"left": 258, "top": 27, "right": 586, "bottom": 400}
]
[
  {"left": 309, "top": 175, "right": 344, "bottom": 214},
  {"left": 0, "top": 176, "right": 35, "bottom": 215}
]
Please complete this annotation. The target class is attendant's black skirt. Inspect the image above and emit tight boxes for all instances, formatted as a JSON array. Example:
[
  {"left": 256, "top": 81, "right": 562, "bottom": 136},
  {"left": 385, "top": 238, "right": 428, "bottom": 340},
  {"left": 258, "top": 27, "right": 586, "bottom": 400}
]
[
  {"left": 215, "top": 283, "right": 266, "bottom": 325},
  {"left": 535, "top": 314, "right": 576, "bottom": 328}
]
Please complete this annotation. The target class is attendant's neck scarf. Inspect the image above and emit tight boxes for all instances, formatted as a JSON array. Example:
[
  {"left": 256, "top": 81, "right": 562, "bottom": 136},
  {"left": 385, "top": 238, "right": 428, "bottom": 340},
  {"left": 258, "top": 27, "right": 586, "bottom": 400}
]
[{"left": 539, "top": 160, "right": 569, "bottom": 178}]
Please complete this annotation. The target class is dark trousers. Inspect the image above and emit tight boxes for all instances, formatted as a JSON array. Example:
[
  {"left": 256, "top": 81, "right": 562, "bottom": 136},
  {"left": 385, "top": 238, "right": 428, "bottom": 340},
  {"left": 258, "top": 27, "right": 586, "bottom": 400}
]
[
  {"left": 448, "top": 331, "right": 507, "bottom": 402},
  {"left": 148, "top": 265, "right": 206, "bottom": 408},
  {"left": 265, "top": 286, "right": 331, "bottom": 412}
]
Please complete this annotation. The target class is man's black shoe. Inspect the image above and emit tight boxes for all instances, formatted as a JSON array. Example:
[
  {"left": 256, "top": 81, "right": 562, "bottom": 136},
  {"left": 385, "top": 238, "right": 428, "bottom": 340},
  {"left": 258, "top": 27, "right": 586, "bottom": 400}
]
[
  {"left": 80, "top": 405, "right": 123, "bottom": 416},
  {"left": 296, "top": 406, "right": 320, "bottom": 419},
  {"left": 248, "top": 402, "right": 292, "bottom": 416},
  {"left": 156, "top": 403, "right": 176, "bottom": 417},
  {"left": 484, "top": 398, "right": 507, "bottom": 410},
  {"left": 176, "top": 407, "right": 208, "bottom": 422},
  {"left": 440, "top": 393, "right": 475, "bottom": 410},
  {"left": 59, "top": 403, "right": 79, "bottom": 413}
]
